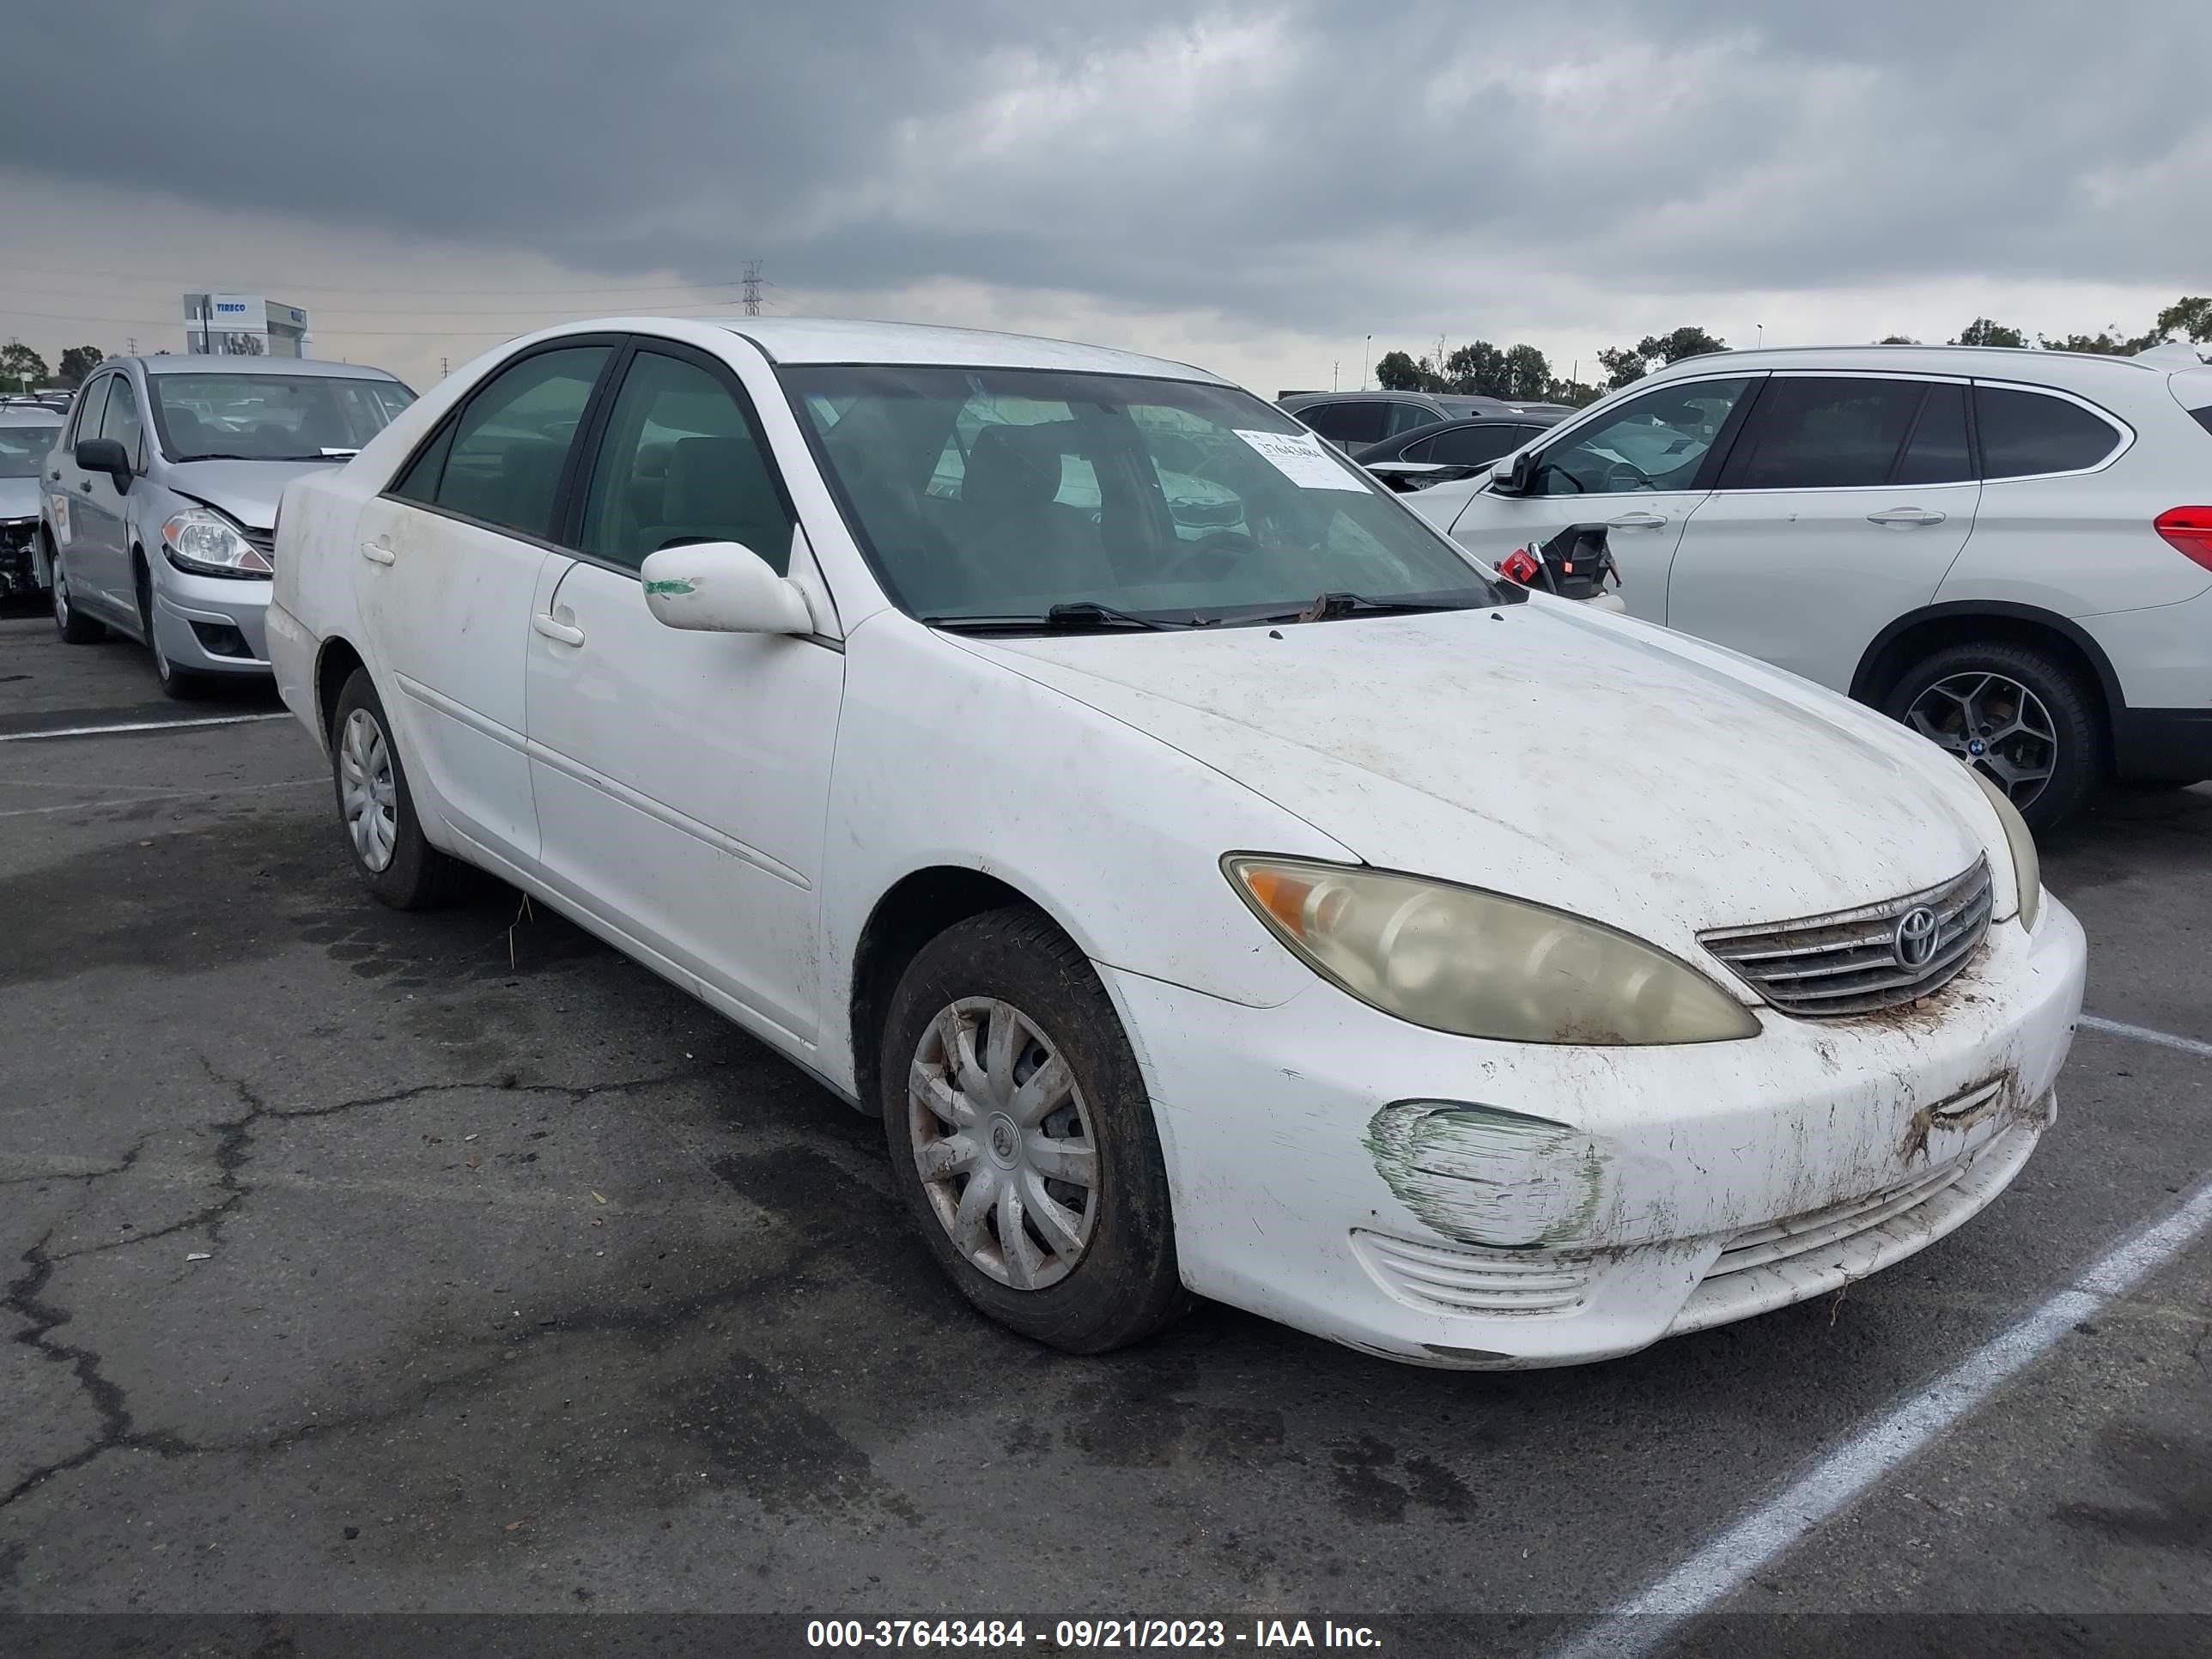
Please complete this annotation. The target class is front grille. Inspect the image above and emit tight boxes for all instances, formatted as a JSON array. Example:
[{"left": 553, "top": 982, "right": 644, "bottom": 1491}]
[
  {"left": 240, "top": 526, "right": 275, "bottom": 558},
  {"left": 1699, "top": 857, "right": 1992, "bottom": 1017},
  {"left": 1351, "top": 1230, "right": 1592, "bottom": 1316}
]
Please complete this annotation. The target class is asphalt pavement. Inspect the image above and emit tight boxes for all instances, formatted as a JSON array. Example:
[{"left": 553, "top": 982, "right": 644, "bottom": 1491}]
[{"left": 1, "top": 608, "right": 2206, "bottom": 1658}]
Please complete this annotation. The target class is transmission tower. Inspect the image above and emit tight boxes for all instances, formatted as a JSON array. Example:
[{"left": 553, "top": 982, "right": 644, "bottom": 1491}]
[{"left": 742, "top": 261, "right": 763, "bottom": 316}]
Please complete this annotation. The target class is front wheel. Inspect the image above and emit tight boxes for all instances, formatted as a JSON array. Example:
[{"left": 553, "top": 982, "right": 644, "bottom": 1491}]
[
  {"left": 1885, "top": 641, "right": 2102, "bottom": 833},
  {"left": 136, "top": 566, "right": 216, "bottom": 701},
  {"left": 881, "top": 907, "right": 1188, "bottom": 1353}
]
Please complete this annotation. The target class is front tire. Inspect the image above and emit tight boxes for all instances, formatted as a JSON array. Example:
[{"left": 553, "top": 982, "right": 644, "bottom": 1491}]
[
  {"left": 329, "top": 667, "right": 465, "bottom": 909},
  {"left": 881, "top": 907, "right": 1188, "bottom": 1353},
  {"left": 1885, "top": 641, "right": 2101, "bottom": 832},
  {"left": 50, "top": 538, "right": 106, "bottom": 644},
  {"left": 136, "top": 563, "right": 216, "bottom": 701}
]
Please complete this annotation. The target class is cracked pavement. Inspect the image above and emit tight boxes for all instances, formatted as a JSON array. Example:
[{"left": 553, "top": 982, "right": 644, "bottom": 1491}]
[{"left": 2, "top": 611, "right": 2209, "bottom": 1648}]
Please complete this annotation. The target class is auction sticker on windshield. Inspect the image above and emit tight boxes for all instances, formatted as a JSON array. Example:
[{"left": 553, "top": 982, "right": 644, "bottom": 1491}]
[{"left": 1235, "top": 428, "right": 1367, "bottom": 491}]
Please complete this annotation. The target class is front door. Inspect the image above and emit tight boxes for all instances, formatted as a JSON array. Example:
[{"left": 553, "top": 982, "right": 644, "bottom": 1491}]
[
  {"left": 525, "top": 341, "right": 843, "bottom": 1046},
  {"left": 1443, "top": 374, "right": 1759, "bottom": 621},
  {"left": 352, "top": 339, "right": 615, "bottom": 866},
  {"left": 1663, "top": 375, "right": 1979, "bottom": 690}
]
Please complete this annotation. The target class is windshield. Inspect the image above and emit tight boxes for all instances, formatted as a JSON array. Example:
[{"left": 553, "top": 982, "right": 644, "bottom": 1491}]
[
  {"left": 0, "top": 423, "right": 60, "bottom": 480},
  {"left": 149, "top": 374, "right": 416, "bottom": 462},
  {"left": 785, "top": 365, "right": 1504, "bottom": 624}
]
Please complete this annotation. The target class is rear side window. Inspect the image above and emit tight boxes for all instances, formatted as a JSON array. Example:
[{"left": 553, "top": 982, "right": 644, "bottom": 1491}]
[
  {"left": 1723, "top": 378, "right": 1924, "bottom": 489},
  {"left": 1974, "top": 386, "right": 2123, "bottom": 479},
  {"left": 1413, "top": 424, "right": 1527, "bottom": 466},
  {"left": 1893, "top": 383, "right": 1972, "bottom": 485},
  {"left": 1383, "top": 401, "right": 1442, "bottom": 437},
  {"left": 402, "top": 345, "right": 611, "bottom": 539},
  {"left": 1297, "top": 401, "right": 1389, "bottom": 446}
]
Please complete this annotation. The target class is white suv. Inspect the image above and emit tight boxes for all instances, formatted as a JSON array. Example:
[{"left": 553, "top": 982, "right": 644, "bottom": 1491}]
[{"left": 1408, "top": 343, "right": 2212, "bottom": 829}]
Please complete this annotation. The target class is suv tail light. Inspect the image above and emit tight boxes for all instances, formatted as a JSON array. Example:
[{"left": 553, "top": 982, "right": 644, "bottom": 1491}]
[{"left": 2154, "top": 507, "right": 2212, "bottom": 573}]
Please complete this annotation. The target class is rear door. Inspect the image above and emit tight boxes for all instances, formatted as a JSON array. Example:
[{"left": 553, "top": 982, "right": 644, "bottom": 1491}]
[
  {"left": 350, "top": 338, "right": 617, "bottom": 866},
  {"left": 1662, "top": 374, "right": 1978, "bottom": 690},
  {"left": 1443, "top": 375, "right": 1759, "bottom": 615},
  {"left": 524, "top": 337, "right": 843, "bottom": 1043}
]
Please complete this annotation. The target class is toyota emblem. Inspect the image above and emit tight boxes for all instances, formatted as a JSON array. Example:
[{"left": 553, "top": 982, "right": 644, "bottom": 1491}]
[{"left": 1893, "top": 905, "right": 1940, "bottom": 969}]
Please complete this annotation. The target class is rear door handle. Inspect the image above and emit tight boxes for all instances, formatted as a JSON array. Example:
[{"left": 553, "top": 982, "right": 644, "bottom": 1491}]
[
  {"left": 359, "top": 540, "right": 396, "bottom": 565},
  {"left": 532, "top": 612, "right": 585, "bottom": 647},
  {"left": 77, "top": 482, "right": 92, "bottom": 495},
  {"left": 1867, "top": 507, "right": 1947, "bottom": 526},
  {"left": 1606, "top": 511, "right": 1668, "bottom": 529}
]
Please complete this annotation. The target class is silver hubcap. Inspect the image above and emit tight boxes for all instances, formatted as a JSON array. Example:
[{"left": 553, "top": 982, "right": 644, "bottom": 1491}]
[
  {"left": 337, "top": 708, "right": 399, "bottom": 872},
  {"left": 908, "top": 997, "right": 1098, "bottom": 1290},
  {"left": 1906, "top": 672, "right": 2057, "bottom": 809}
]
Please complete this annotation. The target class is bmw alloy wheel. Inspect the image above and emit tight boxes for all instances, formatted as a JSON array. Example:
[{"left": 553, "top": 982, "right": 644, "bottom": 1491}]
[
  {"left": 1905, "top": 672, "right": 2057, "bottom": 810},
  {"left": 337, "top": 707, "right": 400, "bottom": 872},
  {"left": 907, "top": 996, "right": 1099, "bottom": 1290}
]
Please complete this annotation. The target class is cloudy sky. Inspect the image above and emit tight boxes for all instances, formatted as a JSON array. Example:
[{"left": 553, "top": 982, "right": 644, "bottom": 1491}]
[{"left": 5, "top": 0, "right": 2208, "bottom": 395}]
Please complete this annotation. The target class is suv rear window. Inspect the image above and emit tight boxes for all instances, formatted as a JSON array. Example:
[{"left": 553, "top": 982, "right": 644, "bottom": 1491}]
[{"left": 1974, "top": 386, "right": 2123, "bottom": 478}]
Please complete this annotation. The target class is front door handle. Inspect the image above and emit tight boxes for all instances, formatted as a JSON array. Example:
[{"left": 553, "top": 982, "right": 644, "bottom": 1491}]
[
  {"left": 532, "top": 612, "right": 585, "bottom": 647},
  {"left": 1607, "top": 511, "right": 1668, "bottom": 529},
  {"left": 359, "top": 540, "right": 396, "bottom": 565},
  {"left": 1867, "top": 506, "right": 1947, "bottom": 526}
]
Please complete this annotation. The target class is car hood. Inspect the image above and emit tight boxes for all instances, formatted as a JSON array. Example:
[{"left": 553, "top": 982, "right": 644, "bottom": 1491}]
[
  {"left": 0, "top": 477, "right": 38, "bottom": 521},
  {"left": 969, "top": 600, "right": 2003, "bottom": 964},
  {"left": 167, "top": 459, "right": 341, "bottom": 532}
]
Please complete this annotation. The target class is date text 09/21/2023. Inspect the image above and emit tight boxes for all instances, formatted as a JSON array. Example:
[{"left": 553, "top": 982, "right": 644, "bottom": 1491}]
[{"left": 805, "top": 1618, "right": 1383, "bottom": 1649}]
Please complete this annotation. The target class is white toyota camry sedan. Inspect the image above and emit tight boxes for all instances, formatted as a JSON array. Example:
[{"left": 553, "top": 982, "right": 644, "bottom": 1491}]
[{"left": 268, "top": 318, "right": 2087, "bottom": 1368}]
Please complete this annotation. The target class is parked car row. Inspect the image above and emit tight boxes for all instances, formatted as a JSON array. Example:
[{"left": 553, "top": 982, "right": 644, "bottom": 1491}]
[
  {"left": 1403, "top": 342, "right": 2212, "bottom": 830},
  {"left": 243, "top": 315, "right": 2082, "bottom": 1370}
]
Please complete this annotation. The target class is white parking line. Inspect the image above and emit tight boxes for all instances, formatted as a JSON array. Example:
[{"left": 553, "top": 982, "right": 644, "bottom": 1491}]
[
  {"left": 2078, "top": 1014, "right": 2212, "bottom": 1060},
  {"left": 1548, "top": 1173, "right": 2212, "bottom": 1659},
  {"left": 0, "top": 712, "right": 291, "bottom": 744},
  {"left": 0, "top": 779, "right": 321, "bottom": 820}
]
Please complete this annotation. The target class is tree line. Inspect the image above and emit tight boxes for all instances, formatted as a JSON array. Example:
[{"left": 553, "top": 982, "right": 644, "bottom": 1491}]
[
  {"left": 0, "top": 341, "right": 110, "bottom": 393},
  {"left": 1372, "top": 295, "right": 2211, "bottom": 407}
]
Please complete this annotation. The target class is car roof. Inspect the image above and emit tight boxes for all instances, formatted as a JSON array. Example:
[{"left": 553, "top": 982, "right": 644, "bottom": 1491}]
[
  {"left": 1641, "top": 343, "right": 2185, "bottom": 390},
  {"left": 131, "top": 354, "right": 404, "bottom": 382},
  {"left": 696, "top": 317, "right": 1228, "bottom": 383}
]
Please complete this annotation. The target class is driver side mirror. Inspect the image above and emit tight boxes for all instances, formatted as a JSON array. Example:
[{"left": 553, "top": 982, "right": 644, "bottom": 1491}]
[
  {"left": 75, "top": 436, "right": 132, "bottom": 492},
  {"left": 640, "top": 541, "right": 815, "bottom": 635},
  {"left": 1490, "top": 451, "right": 1538, "bottom": 495}
]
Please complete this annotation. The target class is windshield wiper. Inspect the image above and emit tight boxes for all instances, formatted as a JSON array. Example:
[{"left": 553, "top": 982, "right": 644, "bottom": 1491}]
[
  {"left": 1250, "top": 591, "right": 1492, "bottom": 624},
  {"left": 924, "top": 603, "right": 1198, "bottom": 634}
]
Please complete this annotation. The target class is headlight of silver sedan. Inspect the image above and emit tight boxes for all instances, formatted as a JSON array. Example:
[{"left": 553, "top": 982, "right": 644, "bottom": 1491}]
[
  {"left": 161, "top": 507, "right": 272, "bottom": 577},
  {"left": 1224, "top": 856, "right": 1760, "bottom": 1045}
]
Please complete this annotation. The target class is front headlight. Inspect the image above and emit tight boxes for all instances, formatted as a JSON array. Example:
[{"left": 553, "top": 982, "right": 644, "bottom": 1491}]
[
  {"left": 1969, "top": 770, "right": 2042, "bottom": 932},
  {"left": 1224, "top": 856, "right": 1760, "bottom": 1045},
  {"left": 161, "top": 507, "right": 271, "bottom": 577}
]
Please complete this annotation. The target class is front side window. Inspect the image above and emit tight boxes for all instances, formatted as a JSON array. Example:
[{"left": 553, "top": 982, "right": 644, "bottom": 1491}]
[
  {"left": 408, "top": 346, "right": 610, "bottom": 540},
  {"left": 1975, "top": 386, "right": 2124, "bottom": 479},
  {"left": 98, "top": 377, "right": 145, "bottom": 471},
  {"left": 1529, "top": 378, "right": 1753, "bottom": 495},
  {"left": 789, "top": 365, "right": 1502, "bottom": 624},
  {"left": 580, "top": 349, "right": 794, "bottom": 574},
  {"left": 1722, "top": 377, "right": 1927, "bottom": 489},
  {"left": 149, "top": 374, "right": 416, "bottom": 462},
  {"left": 0, "top": 422, "right": 62, "bottom": 479},
  {"left": 1416, "top": 424, "right": 1528, "bottom": 466},
  {"left": 69, "top": 377, "right": 112, "bottom": 447}
]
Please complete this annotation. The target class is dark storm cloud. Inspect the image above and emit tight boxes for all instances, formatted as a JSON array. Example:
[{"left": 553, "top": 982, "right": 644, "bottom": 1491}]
[{"left": 13, "top": 0, "right": 2210, "bottom": 331}]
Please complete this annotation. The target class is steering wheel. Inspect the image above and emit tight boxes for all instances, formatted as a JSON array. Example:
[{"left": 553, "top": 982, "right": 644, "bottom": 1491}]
[
  {"left": 1601, "top": 459, "right": 1657, "bottom": 491},
  {"left": 1158, "top": 530, "right": 1261, "bottom": 584}
]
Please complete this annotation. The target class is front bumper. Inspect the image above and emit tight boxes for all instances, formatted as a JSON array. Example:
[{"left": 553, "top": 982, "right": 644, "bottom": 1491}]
[
  {"left": 150, "top": 562, "right": 272, "bottom": 675},
  {"left": 0, "top": 519, "right": 39, "bottom": 598},
  {"left": 1107, "top": 894, "right": 2086, "bottom": 1369}
]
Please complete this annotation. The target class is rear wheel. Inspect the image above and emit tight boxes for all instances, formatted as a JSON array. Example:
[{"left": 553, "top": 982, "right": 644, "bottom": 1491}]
[
  {"left": 881, "top": 907, "right": 1188, "bottom": 1353},
  {"left": 1885, "top": 641, "right": 2101, "bottom": 832},
  {"left": 330, "top": 666, "right": 465, "bottom": 909},
  {"left": 50, "top": 538, "right": 106, "bottom": 644}
]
